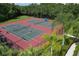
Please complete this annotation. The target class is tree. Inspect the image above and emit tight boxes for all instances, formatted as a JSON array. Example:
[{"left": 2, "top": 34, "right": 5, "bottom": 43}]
[{"left": 43, "top": 32, "right": 62, "bottom": 56}]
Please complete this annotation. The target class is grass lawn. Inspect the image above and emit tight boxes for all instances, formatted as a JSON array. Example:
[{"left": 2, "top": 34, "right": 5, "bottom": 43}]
[{"left": 0, "top": 15, "right": 30, "bottom": 24}]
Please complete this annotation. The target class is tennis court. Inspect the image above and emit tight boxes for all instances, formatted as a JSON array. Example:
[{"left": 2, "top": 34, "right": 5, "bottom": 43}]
[
  {"left": 28, "top": 19, "right": 53, "bottom": 29},
  {"left": 1, "top": 24, "right": 43, "bottom": 41}
]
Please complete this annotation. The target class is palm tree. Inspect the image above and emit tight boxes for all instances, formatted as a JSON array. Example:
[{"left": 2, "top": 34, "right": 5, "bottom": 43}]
[{"left": 43, "top": 33, "right": 58, "bottom": 55}]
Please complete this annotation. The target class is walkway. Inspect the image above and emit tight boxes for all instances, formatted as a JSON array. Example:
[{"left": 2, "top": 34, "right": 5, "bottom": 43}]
[{"left": 65, "top": 43, "right": 77, "bottom": 56}]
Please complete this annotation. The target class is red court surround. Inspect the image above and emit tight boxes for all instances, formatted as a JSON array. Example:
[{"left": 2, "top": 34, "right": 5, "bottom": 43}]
[{"left": 0, "top": 17, "right": 52, "bottom": 50}]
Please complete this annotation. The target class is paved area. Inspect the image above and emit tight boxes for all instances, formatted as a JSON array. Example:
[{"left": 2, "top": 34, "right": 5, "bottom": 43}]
[
  {"left": 65, "top": 43, "right": 77, "bottom": 56},
  {"left": 0, "top": 17, "right": 52, "bottom": 50}
]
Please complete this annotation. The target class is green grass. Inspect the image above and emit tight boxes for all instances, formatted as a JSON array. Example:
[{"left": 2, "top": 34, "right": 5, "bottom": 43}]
[{"left": 0, "top": 15, "right": 30, "bottom": 24}]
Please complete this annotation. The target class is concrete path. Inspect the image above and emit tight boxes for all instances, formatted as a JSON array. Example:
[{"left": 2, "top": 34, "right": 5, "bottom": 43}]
[
  {"left": 65, "top": 43, "right": 77, "bottom": 56},
  {"left": 77, "top": 51, "right": 79, "bottom": 56}
]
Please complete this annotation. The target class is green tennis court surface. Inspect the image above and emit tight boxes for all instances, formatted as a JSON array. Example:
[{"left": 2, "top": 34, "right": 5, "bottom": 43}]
[
  {"left": 2, "top": 24, "right": 43, "bottom": 40},
  {"left": 28, "top": 19, "right": 53, "bottom": 29}
]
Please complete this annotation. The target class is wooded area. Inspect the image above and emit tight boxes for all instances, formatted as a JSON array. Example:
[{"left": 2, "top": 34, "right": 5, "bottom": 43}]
[{"left": 0, "top": 3, "right": 79, "bottom": 21}]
